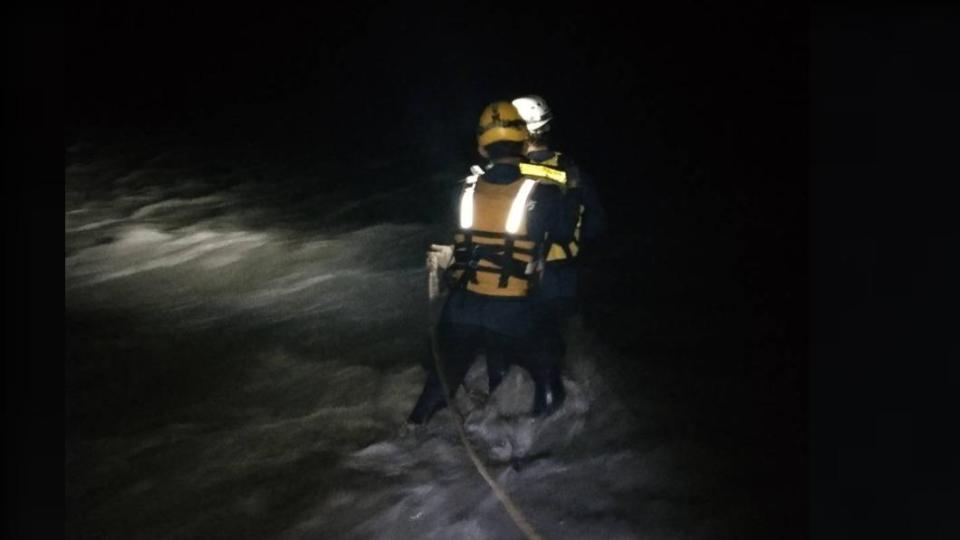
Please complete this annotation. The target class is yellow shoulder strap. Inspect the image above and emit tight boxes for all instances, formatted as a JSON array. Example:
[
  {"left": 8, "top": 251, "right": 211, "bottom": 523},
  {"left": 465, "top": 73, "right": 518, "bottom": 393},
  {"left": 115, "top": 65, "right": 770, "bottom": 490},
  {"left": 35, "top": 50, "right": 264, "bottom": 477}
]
[{"left": 518, "top": 162, "right": 567, "bottom": 185}]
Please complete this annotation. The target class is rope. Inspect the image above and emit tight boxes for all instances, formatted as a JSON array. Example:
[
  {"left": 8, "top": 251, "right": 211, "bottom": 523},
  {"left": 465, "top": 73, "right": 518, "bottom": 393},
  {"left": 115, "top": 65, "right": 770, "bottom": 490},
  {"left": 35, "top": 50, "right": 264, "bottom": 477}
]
[{"left": 427, "top": 265, "right": 545, "bottom": 540}]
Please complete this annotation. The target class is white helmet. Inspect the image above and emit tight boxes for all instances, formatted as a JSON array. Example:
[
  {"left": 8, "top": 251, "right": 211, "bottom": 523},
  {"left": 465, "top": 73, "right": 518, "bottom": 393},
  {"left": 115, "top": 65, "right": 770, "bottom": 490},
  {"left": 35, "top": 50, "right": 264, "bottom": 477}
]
[{"left": 511, "top": 95, "right": 553, "bottom": 135}]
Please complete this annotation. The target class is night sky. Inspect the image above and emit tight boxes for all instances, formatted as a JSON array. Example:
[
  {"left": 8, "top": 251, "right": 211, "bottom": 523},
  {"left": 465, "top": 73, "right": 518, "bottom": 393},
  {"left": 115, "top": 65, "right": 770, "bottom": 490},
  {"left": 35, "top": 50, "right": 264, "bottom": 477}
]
[{"left": 4, "top": 3, "right": 958, "bottom": 538}]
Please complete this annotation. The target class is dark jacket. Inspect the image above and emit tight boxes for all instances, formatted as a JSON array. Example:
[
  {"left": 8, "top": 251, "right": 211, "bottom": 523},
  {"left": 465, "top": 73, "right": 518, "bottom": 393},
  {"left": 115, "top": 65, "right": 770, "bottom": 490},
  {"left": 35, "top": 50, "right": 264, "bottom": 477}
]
[{"left": 526, "top": 149, "right": 606, "bottom": 302}]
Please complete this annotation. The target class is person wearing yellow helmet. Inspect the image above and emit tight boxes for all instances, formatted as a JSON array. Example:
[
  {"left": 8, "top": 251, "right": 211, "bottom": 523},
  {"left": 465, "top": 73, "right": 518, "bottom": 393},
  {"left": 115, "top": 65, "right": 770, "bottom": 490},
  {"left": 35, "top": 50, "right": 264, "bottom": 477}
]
[{"left": 407, "top": 101, "right": 575, "bottom": 425}]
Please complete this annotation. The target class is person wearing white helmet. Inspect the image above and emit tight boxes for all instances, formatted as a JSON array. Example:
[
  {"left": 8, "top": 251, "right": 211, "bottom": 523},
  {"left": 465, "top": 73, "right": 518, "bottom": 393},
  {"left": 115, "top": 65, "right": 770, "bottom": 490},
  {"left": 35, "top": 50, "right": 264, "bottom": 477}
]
[
  {"left": 511, "top": 95, "right": 554, "bottom": 136},
  {"left": 505, "top": 94, "right": 606, "bottom": 416}
]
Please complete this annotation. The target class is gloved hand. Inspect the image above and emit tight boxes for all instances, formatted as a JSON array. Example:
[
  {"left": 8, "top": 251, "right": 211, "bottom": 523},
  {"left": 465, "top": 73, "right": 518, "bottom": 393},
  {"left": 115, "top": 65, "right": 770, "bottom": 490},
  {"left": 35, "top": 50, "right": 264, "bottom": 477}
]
[{"left": 426, "top": 244, "right": 454, "bottom": 272}]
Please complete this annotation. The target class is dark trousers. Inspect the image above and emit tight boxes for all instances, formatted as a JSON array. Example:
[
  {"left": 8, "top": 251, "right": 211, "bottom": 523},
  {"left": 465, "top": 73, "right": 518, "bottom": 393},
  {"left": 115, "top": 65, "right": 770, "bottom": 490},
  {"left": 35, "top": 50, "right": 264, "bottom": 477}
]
[
  {"left": 530, "top": 298, "right": 574, "bottom": 415},
  {"left": 409, "top": 315, "right": 567, "bottom": 425},
  {"left": 408, "top": 322, "right": 543, "bottom": 424},
  {"left": 538, "top": 297, "right": 576, "bottom": 367}
]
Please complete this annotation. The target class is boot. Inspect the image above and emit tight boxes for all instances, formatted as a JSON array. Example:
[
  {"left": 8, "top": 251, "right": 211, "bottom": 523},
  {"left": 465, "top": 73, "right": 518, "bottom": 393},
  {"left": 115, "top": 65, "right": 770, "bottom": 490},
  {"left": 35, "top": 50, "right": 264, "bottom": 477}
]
[
  {"left": 407, "top": 372, "right": 448, "bottom": 425},
  {"left": 532, "top": 368, "right": 566, "bottom": 417}
]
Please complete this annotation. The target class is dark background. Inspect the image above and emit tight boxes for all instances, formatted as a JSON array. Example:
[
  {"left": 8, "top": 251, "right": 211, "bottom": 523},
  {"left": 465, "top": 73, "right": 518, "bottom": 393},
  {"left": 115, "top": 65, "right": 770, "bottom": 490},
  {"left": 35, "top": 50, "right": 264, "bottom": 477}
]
[
  {"left": 810, "top": 6, "right": 958, "bottom": 538},
  {"left": 4, "top": 2, "right": 957, "bottom": 537}
]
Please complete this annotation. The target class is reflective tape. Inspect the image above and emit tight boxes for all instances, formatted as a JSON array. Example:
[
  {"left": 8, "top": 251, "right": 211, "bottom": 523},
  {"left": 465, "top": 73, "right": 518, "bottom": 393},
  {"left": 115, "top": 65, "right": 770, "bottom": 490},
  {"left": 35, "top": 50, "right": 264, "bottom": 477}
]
[
  {"left": 505, "top": 179, "right": 538, "bottom": 234},
  {"left": 459, "top": 184, "right": 475, "bottom": 229}
]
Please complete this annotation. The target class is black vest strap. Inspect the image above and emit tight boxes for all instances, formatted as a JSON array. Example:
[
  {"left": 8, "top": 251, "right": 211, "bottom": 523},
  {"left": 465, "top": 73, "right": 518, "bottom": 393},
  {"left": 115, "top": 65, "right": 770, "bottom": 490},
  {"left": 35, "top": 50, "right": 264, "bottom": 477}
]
[{"left": 499, "top": 238, "right": 515, "bottom": 288}]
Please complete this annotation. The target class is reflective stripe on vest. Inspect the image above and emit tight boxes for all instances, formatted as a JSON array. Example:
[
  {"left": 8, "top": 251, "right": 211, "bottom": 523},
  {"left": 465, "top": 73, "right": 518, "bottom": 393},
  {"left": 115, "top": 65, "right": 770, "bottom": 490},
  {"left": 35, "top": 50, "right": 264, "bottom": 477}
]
[
  {"left": 460, "top": 182, "right": 475, "bottom": 229},
  {"left": 505, "top": 179, "right": 538, "bottom": 234}
]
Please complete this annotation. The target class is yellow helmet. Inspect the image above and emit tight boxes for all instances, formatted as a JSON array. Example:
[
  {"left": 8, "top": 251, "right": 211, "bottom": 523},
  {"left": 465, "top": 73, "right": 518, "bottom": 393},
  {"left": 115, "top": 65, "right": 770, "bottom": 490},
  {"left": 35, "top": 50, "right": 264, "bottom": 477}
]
[{"left": 476, "top": 101, "right": 529, "bottom": 148}]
